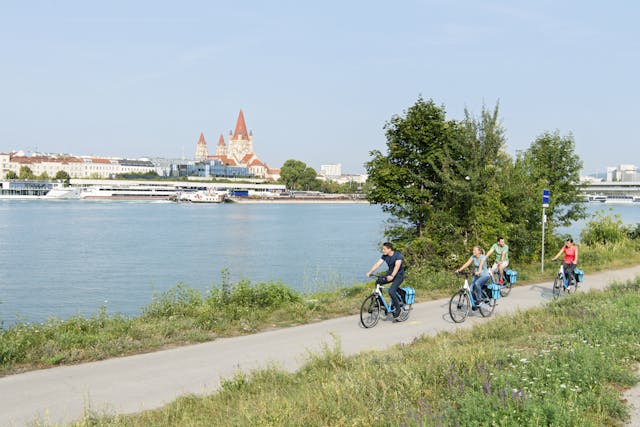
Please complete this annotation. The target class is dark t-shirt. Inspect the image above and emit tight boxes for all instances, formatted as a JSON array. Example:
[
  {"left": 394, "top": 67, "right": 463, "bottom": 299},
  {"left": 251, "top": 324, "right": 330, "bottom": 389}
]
[{"left": 381, "top": 251, "right": 405, "bottom": 278}]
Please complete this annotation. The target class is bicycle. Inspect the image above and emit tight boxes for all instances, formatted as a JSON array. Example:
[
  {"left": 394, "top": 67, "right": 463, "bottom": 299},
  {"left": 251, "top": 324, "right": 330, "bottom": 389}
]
[
  {"left": 360, "top": 273, "right": 415, "bottom": 328},
  {"left": 449, "top": 272, "right": 500, "bottom": 323},
  {"left": 552, "top": 264, "right": 584, "bottom": 300}
]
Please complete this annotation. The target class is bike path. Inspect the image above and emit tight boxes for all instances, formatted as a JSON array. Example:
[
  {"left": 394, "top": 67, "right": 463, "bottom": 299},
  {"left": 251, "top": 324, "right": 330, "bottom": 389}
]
[{"left": 2, "top": 265, "right": 640, "bottom": 426}]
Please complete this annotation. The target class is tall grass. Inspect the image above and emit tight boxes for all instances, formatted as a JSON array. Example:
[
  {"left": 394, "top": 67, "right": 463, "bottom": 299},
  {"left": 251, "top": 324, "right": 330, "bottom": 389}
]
[{"left": 68, "top": 281, "right": 640, "bottom": 426}]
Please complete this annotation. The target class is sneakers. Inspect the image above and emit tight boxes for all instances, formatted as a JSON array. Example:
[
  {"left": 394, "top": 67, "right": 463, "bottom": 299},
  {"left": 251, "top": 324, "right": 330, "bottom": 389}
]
[{"left": 498, "top": 278, "right": 503, "bottom": 285}]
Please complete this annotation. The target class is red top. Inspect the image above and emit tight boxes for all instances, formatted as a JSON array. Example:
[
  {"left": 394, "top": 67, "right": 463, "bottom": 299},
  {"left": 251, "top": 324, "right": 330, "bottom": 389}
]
[{"left": 563, "top": 245, "right": 577, "bottom": 264}]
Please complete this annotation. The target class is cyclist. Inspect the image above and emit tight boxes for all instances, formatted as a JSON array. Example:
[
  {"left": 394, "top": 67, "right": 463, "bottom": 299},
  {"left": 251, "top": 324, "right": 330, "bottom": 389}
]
[
  {"left": 456, "top": 246, "right": 490, "bottom": 306},
  {"left": 551, "top": 237, "right": 579, "bottom": 290},
  {"left": 485, "top": 236, "right": 509, "bottom": 284},
  {"left": 366, "top": 242, "right": 405, "bottom": 321}
]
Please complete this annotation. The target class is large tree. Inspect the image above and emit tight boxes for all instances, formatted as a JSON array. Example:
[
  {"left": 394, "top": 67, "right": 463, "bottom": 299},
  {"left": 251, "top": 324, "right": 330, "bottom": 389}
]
[
  {"left": 18, "top": 166, "right": 35, "bottom": 180},
  {"left": 366, "top": 97, "right": 464, "bottom": 239},
  {"left": 279, "top": 159, "right": 319, "bottom": 191}
]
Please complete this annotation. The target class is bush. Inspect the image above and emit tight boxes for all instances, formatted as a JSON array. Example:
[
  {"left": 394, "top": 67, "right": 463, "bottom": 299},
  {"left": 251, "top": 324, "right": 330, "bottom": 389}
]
[{"left": 580, "top": 210, "right": 630, "bottom": 245}]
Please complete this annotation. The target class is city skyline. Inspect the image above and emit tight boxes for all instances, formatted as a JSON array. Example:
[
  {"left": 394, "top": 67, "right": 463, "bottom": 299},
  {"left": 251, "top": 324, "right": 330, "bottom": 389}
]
[{"left": 1, "top": 2, "right": 639, "bottom": 175}]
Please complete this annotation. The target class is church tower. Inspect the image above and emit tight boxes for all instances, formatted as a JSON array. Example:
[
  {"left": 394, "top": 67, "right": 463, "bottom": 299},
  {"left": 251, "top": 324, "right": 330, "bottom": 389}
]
[
  {"left": 227, "top": 109, "right": 254, "bottom": 164},
  {"left": 195, "top": 132, "right": 208, "bottom": 161},
  {"left": 215, "top": 134, "right": 227, "bottom": 156}
]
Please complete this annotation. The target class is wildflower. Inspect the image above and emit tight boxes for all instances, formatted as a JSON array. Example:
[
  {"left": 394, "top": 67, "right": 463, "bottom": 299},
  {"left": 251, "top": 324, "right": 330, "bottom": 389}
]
[
  {"left": 560, "top": 384, "right": 567, "bottom": 389},
  {"left": 520, "top": 358, "right": 528, "bottom": 363}
]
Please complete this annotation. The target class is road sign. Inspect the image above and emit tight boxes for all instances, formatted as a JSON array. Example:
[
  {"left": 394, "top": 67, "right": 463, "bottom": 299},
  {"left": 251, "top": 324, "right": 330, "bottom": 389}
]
[{"left": 542, "top": 189, "right": 550, "bottom": 207}]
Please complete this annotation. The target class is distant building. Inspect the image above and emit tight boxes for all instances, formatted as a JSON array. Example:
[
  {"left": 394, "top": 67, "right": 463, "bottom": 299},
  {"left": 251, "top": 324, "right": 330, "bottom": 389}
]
[
  {"left": 320, "top": 164, "right": 342, "bottom": 178},
  {"left": 4, "top": 152, "right": 158, "bottom": 178},
  {"left": 607, "top": 164, "right": 638, "bottom": 182},
  {"left": 170, "top": 159, "right": 252, "bottom": 179},
  {"left": 194, "top": 110, "right": 280, "bottom": 180}
]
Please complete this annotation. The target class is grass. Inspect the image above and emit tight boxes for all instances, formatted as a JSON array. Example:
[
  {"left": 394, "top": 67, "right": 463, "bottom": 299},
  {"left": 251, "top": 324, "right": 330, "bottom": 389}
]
[
  {"left": 62, "top": 280, "right": 640, "bottom": 426},
  {"left": 1, "top": 240, "right": 640, "bottom": 377}
]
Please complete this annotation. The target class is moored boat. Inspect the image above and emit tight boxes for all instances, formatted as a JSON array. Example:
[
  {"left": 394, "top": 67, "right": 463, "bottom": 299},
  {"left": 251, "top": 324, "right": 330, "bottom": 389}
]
[
  {"left": 0, "top": 180, "right": 80, "bottom": 199},
  {"left": 177, "top": 189, "right": 226, "bottom": 203}
]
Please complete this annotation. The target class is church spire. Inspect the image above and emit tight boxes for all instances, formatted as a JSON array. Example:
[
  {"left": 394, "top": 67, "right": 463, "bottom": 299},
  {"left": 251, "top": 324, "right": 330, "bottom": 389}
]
[
  {"left": 197, "top": 132, "right": 206, "bottom": 145},
  {"left": 233, "top": 109, "right": 249, "bottom": 140},
  {"left": 195, "top": 132, "right": 208, "bottom": 161},
  {"left": 218, "top": 134, "right": 225, "bottom": 146}
]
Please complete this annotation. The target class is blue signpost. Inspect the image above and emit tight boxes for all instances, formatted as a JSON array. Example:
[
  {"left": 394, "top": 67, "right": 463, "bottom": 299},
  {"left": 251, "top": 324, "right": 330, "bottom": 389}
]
[{"left": 542, "top": 189, "right": 549, "bottom": 271}]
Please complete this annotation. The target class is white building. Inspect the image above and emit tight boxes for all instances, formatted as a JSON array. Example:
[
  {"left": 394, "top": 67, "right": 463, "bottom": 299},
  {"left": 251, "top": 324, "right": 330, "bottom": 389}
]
[{"left": 320, "top": 164, "right": 342, "bottom": 178}]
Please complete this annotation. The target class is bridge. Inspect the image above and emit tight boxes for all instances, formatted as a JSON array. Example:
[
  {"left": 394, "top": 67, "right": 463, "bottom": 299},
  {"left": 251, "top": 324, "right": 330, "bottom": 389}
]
[{"left": 582, "top": 181, "right": 640, "bottom": 196}]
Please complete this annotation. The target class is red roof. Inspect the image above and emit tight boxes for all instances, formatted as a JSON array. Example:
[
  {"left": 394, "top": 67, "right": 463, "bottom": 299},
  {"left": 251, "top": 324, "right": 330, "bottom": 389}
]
[
  {"left": 218, "top": 134, "right": 225, "bottom": 146},
  {"left": 241, "top": 153, "right": 254, "bottom": 163},
  {"left": 249, "top": 159, "right": 263, "bottom": 167},
  {"left": 197, "top": 132, "right": 207, "bottom": 145},
  {"left": 211, "top": 155, "right": 237, "bottom": 166},
  {"left": 233, "top": 109, "right": 249, "bottom": 140}
]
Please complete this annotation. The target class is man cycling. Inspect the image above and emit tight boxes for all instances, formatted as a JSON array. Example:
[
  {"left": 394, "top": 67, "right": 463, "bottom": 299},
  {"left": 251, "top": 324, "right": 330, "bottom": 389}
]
[
  {"left": 485, "top": 237, "right": 509, "bottom": 284},
  {"left": 366, "top": 242, "right": 405, "bottom": 321},
  {"left": 552, "top": 237, "right": 579, "bottom": 290}
]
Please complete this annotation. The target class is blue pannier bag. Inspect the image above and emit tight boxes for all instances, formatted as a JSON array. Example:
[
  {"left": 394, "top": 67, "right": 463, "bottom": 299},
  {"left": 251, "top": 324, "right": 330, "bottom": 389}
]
[
  {"left": 574, "top": 269, "right": 584, "bottom": 283},
  {"left": 397, "top": 287, "right": 415, "bottom": 305},
  {"left": 505, "top": 269, "right": 517, "bottom": 284},
  {"left": 487, "top": 283, "right": 501, "bottom": 299}
]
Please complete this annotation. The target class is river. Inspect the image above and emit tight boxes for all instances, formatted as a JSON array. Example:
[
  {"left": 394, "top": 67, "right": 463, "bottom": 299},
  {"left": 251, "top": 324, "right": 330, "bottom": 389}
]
[{"left": 1, "top": 201, "right": 638, "bottom": 324}]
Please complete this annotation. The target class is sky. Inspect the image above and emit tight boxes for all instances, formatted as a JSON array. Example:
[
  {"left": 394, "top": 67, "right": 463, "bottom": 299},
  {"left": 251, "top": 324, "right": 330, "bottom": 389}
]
[{"left": 0, "top": 1, "right": 638, "bottom": 175}]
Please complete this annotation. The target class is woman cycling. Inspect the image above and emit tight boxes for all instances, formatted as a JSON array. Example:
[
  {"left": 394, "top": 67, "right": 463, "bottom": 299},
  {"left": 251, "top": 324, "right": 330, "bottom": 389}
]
[
  {"left": 456, "top": 246, "right": 490, "bottom": 306},
  {"left": 551, "top": 237, "right": 579, "bottom": 289}
]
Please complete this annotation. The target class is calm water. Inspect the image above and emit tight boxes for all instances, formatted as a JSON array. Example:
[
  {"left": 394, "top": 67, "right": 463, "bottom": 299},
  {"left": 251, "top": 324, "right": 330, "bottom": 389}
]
[
  {"left": 1, "top": 201, "right": 639, "bottom": 324},
  {"left": 0, "top": 201, "right": 388, "bottom": 323}
]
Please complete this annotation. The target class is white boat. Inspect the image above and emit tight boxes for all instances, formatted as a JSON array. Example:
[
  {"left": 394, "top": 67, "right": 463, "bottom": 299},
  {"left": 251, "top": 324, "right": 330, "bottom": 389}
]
[
  {"left": 177, "top": 190, "right": 226, "bottom": 203},
  {"left": 589, "top": 195, "right": 607, "bottom": 203},
  {"left": 0, "top": 180, "right": 80, "bottom": 199},
  {"left": 80, "top": 185, "right": 179, "bottom": 200}
]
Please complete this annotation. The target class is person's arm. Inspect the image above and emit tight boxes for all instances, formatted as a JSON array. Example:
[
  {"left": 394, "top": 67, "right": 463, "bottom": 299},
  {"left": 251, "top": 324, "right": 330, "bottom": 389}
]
[
  {"left": 477, "top": 257, "right": 487, "bottom": 275},
  {"left": 551, "top": 247, "right": 565, "bottom": 261},
  {"left": 574, "top": 246, "right": 579, "bottom": 265},
  {"left": 367, "top": 259, "right": 383, "bottom": 277},
  {"left": 485, "top": 246, "right": 495, "bottom": 258},
  {"left": 387, "top": 259, "right": 402, "bottom": 281},
  {"left": 456, "top": 257, "right": 472, "bottom": 273}
]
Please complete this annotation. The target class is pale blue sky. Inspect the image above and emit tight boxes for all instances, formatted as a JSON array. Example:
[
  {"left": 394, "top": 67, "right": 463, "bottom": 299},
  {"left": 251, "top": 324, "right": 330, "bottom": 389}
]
[{"left": 0, "top": 1, "right": 637, "bottom": 174}]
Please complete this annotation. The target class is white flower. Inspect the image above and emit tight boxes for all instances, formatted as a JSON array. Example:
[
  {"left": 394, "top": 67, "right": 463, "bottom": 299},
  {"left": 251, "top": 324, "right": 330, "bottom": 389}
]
[
  {"left": 560, "top": 384, "right": 567, "bottom": 389},
  {"left": 520, "top": 358, "right": 528, "bottom": 363}
]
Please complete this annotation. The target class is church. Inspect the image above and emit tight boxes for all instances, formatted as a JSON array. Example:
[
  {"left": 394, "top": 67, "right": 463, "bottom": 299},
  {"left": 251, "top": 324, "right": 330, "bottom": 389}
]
[{"left": 195, "top": 110, "right": 280, "bottom": 180}]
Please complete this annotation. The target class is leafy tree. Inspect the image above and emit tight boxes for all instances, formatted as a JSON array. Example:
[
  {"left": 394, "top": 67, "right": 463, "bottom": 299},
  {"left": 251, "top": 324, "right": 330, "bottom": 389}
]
[
  {"left": 38, "top": 171, "right": 49, "bottom": 180},
  {"left": 18, "top": 166, "right": 35, "bottom": 180},
  {"left": 279, "top": 159, "right": 319, "bottom": 191},
  {"left": 366, "top": 97, "right": 464, "bottom": 239},
  {"left": 5, "top": 170, "right": 17, "bottom": 179},
  {"left": 522, "top": 131, "right": 585, "bottom": 228},
  {"left": 54, "top": 170, "right": 71, "bottom": 185}
]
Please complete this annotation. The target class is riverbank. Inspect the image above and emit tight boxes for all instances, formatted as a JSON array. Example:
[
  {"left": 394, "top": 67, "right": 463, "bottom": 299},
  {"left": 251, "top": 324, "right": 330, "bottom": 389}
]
[
  {"left": 226, "top": 197, "right": 369, "bottom": 204},
  {"left": 2, "top": 239, "right": 640, "bottom": 378}
]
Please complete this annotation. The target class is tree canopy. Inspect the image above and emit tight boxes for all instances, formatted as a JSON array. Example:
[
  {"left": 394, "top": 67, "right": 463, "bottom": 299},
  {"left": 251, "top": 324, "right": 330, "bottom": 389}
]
[
  {"left": 366, "top": 96, "right": 585, "bottom": 268},
  {"left": 279, "top": 159, "right": 320, "bottom": 191}
]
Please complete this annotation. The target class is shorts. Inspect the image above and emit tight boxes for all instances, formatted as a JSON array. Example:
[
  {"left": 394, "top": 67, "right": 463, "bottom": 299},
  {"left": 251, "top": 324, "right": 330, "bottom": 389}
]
[{"left": 491, "top": 260, "right": 509, "bottom": 273}]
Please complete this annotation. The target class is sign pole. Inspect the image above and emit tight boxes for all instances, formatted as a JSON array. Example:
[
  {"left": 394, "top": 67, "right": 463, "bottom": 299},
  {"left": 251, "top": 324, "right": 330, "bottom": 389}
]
[{"left": 542, "top": 189, "right": 550, "bottom": 272}]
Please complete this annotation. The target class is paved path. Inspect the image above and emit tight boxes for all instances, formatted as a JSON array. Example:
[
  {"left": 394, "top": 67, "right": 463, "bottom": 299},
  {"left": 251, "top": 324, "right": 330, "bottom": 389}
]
[{"left": 2, "top": 265, "right": 640, "bottom": 426}]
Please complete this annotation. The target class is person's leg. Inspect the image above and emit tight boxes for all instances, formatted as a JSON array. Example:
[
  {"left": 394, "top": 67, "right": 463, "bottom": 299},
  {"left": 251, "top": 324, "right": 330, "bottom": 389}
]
[
  {"left": 477, "top": 275, "right": 490, "bottom": 301},
  {"left": 499, "top": 261, "right": 509, "bottom": 283},
  {"left": 389, "top": 277, "right": 403, "bottom": 318},
  {"left": 566, "top": 263, "right": 576, "bottom": 287},
  {"left": 472, "top": 276, "right": 485, "bottom": 302},
  {"left": 490, "top": 263, "right": 498, "bottom": 282}
]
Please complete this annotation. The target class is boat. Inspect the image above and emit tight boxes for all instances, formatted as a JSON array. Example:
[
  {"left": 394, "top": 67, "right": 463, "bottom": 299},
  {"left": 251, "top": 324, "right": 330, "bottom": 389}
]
[
  {"left": 0, "top": 180, "right": 80, "bottom": 199},
  {"left": 176, "top": 189, "right": 226, "bottom": 203},
  {"left": 80, "top": 185, "right": 179, "bottom": 200},
  {"left": 589, "top": 195, "right": 607, "bottom": 203}
]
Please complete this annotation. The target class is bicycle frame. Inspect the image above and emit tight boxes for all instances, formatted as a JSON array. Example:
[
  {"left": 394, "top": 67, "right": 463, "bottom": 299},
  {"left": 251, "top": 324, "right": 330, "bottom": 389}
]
[
  {"left": 373, "top": 282, "right": 402, "bottom": 314},
  {"left": 557, "top": 264, "right": 573, "bottom": 288}
]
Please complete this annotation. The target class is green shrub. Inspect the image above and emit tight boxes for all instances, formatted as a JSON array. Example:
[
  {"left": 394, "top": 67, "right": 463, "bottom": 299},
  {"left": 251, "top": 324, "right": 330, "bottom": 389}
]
[{"left": 581, "top": 209, "right": 631, "bottom": 245}]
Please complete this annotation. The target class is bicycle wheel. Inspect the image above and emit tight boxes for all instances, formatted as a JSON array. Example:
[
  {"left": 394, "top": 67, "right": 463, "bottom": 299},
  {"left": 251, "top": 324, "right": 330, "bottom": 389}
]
[
  {"left": 449, "top": 290, "right": 470, "bottom": 323},
  {"left": 567, "top": 276, "right": 577, "bottom": 294},
  {"left": 552, "top": 275, "right": 562, "bottom": 300},
  {"left": 478, "top": 293, "right": 496, "bottom": 318},
  {"left": 360, "top": 294, "right": 381, "bottom": 328},
  {"left": 500, "top": 280, "right": 512, "bottom": 297}
]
